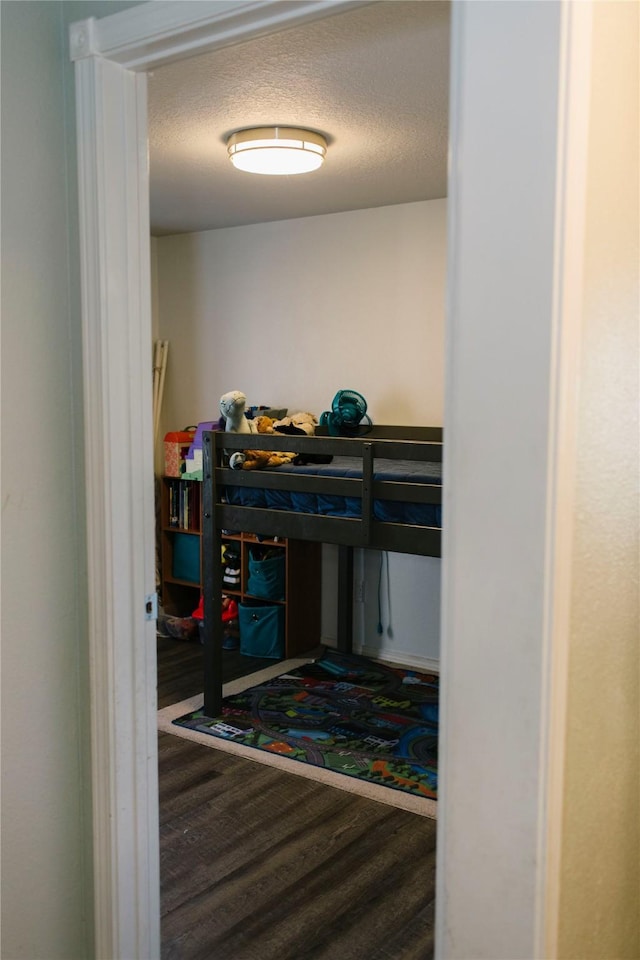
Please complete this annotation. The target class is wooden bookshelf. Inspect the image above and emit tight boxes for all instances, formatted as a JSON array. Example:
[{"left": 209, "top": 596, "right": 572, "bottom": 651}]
[{"left": 159, "top": 477, "right": 321, "bottom": 656}]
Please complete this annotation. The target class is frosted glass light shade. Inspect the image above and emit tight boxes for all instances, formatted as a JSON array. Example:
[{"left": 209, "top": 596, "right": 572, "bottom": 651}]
[{"left": 227, "top": 126, "right": 327, "bottom": 175}]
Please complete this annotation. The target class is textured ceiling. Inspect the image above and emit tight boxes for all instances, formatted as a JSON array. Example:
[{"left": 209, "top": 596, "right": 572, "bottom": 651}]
[{"left": 147, "top": 1, "right": 450, "bottom": 236}]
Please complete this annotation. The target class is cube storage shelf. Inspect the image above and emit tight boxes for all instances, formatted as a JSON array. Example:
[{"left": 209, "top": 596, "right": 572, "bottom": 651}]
[{"left": 160, "top": 476, "right": 321, "bottom": 657}]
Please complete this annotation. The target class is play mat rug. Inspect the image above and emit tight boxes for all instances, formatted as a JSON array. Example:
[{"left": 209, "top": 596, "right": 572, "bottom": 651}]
[{"left": 173, "top": 649, "right": 439, "bottom": 802}]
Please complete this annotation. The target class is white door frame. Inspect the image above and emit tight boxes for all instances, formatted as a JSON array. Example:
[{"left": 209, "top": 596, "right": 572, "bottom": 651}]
[{"left": 71, "top": 2, "right": 593, "bottom": 958}]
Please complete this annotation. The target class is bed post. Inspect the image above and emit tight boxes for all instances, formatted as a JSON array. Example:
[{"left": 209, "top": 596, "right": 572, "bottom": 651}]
[
  {"left": 202, "top": 432, "right": 224, "bottom": 716},
  {"left": 337, "top": 545, "right": 354, "bottom": 653}
]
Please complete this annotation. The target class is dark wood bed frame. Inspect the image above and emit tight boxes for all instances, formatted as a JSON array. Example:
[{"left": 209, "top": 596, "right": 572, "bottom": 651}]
[{"left": 201, "top": 425, "right": 443, "bottom": 714}]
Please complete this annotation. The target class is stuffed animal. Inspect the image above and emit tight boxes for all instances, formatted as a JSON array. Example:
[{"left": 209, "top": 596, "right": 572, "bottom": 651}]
[
  {"left": 220, "top": 390, "right": 258, "bottom": 468},
  {"left": 219, "top": 390, "right": 257, "bottom": 435},
  {"left": 273, "top": 412, "right": 318, "bottom": 436},
  {"left": 233, "top": 449, "right": 298, "bottom": 471},
  {"left": 229, "top": 413, "right": 298, "bottom": 471},
  {"left": 274, "top": 411, "right": 334, "bottom": 465},
  {"left": 253, "top": 415, "right": 276, "bottom": 435}
]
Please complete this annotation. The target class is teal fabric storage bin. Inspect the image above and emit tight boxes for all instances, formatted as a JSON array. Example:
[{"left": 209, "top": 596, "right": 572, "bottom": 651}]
[
  {"left": 247, "top": 550, "right": 285, "bottom": 601},
  {"left": 239, "top": 602, "right": 284, "bottom": 659},
  {"left": 172, "top": 533, "right": 200, "bottom": 583}
]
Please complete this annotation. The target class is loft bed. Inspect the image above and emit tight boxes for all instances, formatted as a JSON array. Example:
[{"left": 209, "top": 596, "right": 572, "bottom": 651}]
[{"left": 201, "top": 425, "right": 443, "bottom": 715}]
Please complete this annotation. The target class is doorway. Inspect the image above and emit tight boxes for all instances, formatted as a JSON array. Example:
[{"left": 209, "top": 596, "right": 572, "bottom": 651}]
[
  {"left": 149, "top": 8, "right": 448, "bottom": 953},
  {"left": 73, "top": 2, "right": 593, "bottom": 957}
]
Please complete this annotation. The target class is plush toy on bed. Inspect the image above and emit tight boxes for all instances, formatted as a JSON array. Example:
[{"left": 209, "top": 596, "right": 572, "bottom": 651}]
[
  {"left": 219, "top": 390, "right": 257, "bottom": 435},
  {"left": 252, "top": 415, "right": 276, "bottom": 434},
  {"left": 272, "top": 411, "right": 333, "bottom": 465},
  {"left": 228, "top": 413, "right": 299, "bottom": 471},
  {"left": 219, "top": 390, "right": 259, "bottom": 468},
  {"left": 272, "top": 411, "right": 318, "bottom": 436}
]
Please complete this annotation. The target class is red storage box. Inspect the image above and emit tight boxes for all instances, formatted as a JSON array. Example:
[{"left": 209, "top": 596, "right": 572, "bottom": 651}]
[{"left": 164, "top": 430, "right": 195, "bottom": 477}]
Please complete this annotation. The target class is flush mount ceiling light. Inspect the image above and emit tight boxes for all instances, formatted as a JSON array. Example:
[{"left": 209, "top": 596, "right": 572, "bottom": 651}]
[{"left": 227, "top": 126, "right": 327, "bottom": 175}]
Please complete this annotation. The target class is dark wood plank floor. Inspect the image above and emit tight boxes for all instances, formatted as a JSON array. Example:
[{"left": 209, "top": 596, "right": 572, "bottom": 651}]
[{"left": 158, "top": 636, "right": 437, "bottom": 960}]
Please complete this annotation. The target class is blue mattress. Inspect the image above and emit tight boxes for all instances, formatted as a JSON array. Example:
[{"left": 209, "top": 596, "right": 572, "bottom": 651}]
[{"left": 225, "top": 457, "right": 442, "bottom": 528}]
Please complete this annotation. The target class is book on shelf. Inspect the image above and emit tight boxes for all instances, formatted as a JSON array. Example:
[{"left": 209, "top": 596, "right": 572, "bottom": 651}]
[{"left": 167, "top": 478, "right": 200, "bottom": 531}]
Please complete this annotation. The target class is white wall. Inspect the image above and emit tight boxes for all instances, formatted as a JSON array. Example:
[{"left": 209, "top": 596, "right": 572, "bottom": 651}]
[
  {"left": 0, "top": 2, "right": 141, "bottom": 957},
  {"left": 355, "top": 548, "right": 441, "bottom": 667},
  {"left": 156, "top": 200, "right": 446, "bottom": 430},
  {"left": 156, "top": 199, "right": 446, "bottom": 665},
  {"left": 437, "top": 2, "right": 639, "bottom": 958},
  {"left": 558, "top": 2, "right": 639, "bottom": 955},
  {"left": 438, "top": 3, "right": 568, "bottom": 950},
  {"left": 1, "top": 6, "right": 91, "bottom": 956}
]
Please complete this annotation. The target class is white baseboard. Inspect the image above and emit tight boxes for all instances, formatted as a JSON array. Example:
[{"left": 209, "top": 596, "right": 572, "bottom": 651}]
[
  {"left": 321, "top": 636, "right": 439, "bottom": 674},
  {"left": 358, "top": 645, "right": 440, "bottom": 674}
]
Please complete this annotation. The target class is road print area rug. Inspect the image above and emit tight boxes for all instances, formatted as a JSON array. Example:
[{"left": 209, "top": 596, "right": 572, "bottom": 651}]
[{"left": 172, "top": 649, "right": 438, "bottom": 809}]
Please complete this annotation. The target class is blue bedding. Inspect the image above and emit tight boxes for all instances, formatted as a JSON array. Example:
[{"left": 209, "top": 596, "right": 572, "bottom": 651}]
[{"left": 225, "top": 457, "right": 442, "bottom": 528}]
